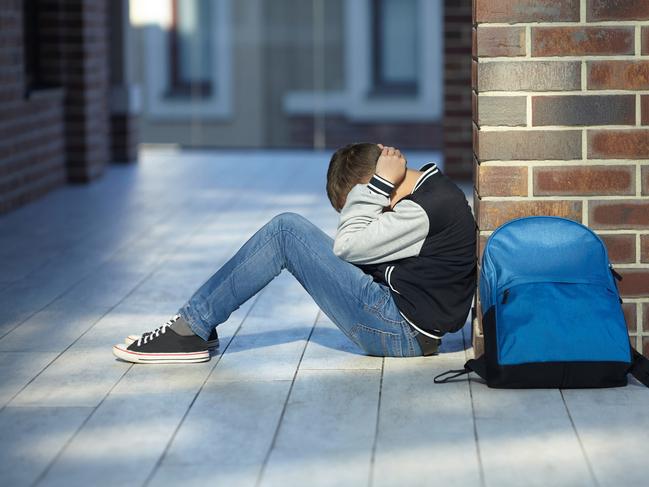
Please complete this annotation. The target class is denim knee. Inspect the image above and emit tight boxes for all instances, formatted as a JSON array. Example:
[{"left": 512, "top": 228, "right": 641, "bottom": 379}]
[{"left": 269, "top": 212, "right": 309, "bottom": 234}]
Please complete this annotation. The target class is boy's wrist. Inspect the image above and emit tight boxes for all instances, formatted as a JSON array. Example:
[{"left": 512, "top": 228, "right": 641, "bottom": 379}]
[{"left": 367, "top": 173, "right": 395, "bottom": 198}]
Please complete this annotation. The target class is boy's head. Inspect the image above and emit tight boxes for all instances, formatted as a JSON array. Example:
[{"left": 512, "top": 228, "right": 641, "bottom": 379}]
[{"left": 326, "top": 142, "right": 381, "bottom": 212}]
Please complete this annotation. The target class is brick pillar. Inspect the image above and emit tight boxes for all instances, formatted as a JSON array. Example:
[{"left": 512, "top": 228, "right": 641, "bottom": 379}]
[
  {"left": 60, "top": 0, "right": 110, "bottom": 182},
  {"left": 472, "top": 0, "right": 649, "bottom": 356},
  {"left": 443, "top": 0, "right": 473, "bottom": 180},
  {"left": 108, "top": 0, "right": 139, "bottom": 163}
]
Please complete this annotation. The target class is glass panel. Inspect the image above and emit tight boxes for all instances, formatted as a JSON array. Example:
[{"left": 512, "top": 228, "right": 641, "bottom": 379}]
[
  {"left": 177, "top": 0, "right": 212, "bottom": 84},
  {"left": 374, "top": 0, "right": 418, "bottom": 93},
  {"left": 168, "top": 0, "right": 213, "bottom": 97}
]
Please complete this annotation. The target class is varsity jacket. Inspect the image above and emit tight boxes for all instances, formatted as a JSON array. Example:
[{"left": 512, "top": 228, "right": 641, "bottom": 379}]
[{"left": 333, "top": 162, "right": 477, "bottom": 338}]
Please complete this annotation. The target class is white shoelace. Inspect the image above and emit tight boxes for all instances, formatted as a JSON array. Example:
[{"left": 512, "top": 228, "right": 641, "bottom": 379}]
[{"left": 136, "top": 314, "right": 181, "bottom": 346}]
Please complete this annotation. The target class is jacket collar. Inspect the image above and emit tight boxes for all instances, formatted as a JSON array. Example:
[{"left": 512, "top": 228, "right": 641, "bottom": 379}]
[{"left": 411, "top": 162, "right": 440, "bottom": 194}]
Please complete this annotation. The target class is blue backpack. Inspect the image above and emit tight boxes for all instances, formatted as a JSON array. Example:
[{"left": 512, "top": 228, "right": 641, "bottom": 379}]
[{"left": 435, "top": 216, "right": 649, "bottom": 389}]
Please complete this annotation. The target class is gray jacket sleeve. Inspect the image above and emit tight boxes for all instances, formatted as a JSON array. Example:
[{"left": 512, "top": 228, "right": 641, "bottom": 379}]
[{"left": 333, "top": 174, "right": 429, "bottom": 265}]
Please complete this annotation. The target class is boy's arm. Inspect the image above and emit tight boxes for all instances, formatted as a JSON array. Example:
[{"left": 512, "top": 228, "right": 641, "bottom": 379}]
[{"left": 333, "top": 174, "right": 429, "bottom": 264}]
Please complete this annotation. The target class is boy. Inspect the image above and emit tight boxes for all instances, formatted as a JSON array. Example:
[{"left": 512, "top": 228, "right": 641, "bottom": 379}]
[{"left": 112, "top": 143, "right": 477, "bottom": 363}]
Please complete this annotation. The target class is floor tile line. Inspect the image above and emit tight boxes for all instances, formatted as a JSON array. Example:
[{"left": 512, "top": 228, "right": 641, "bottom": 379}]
[
  {"left": 0, "top": 157, "right": 273, "bottom": 341},
  {"left": 1, "top": 200, "right": 228, "bottom": 412},
  {"left": 141, "top": 288, "right": 268, "bottom": 487},
  {"left": 0, "top": 156, "right": 251, "bottom": 292},
  {"left": 367, "top": 356, "right": 385, "bottom": 487},
  {"left": 463, "top": 322, "right": 486, "bottom": 487},
  {"left": 254, "top": 309, "right": 320, "bottom": 487},
  {"left": 0, "top": 303, "right": 119, "bottom": 413},
  {"left": 0, "top": 186, "right": 185, "bottom": 291},
  {"left": 0, "top": 160, "right": 296, "bottom": 410},
  {"left": 560, "top": 390, "right": 600, "bottom": 487},
  {"left": 298, "top": 367, "right": 382, "bottom": 371},
  {"left": 27, "top": 181, "right": 296, "bottom": 481},
  {"left": 30, "top": 362, "right": 134, "bottom": 487},
  {"left": 0, "top": 194, "right": 201, "bottom": 341}
]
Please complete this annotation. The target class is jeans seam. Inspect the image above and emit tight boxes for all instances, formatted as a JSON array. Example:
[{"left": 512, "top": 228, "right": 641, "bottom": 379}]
[
  {"left": 370, "top": 293, "right": 407, "bottom": 325},
  {"left": 351, "top": 323, "right": 401, "bottom": 356},
  {"left": 368, "top": 285, "right": 390, "bottom": 311},
  {"left": 201, "top": 225, "right": 285, "bottom": 322}
]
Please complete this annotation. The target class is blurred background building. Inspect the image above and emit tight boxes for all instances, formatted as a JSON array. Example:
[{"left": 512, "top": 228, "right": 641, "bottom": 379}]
[
  {"left": 130, "top": 0, "right": 443, "bottom": 149},
  {"left": 0, "top": 0, "right": 472, "bottom": 215}
]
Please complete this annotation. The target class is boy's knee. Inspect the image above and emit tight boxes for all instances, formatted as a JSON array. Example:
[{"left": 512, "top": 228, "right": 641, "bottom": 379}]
[{"left": 270, "top": 212, "right": 308, "bottom": 231}]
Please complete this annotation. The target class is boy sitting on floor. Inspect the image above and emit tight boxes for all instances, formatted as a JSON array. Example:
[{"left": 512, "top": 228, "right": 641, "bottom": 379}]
[{"left": 113, "top": 143, "right": 477, "bottom": 363}]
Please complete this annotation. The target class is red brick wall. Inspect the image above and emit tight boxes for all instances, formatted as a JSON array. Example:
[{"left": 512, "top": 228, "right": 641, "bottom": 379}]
[
  {"left": 444, "top": 0, "right": 473, "bottom": 179},
  {"left": 473, "top": 0, "right": 649, "bottom": 355},
  {"left": 0, "top": 1, "right": 66, "bottom": 214}
]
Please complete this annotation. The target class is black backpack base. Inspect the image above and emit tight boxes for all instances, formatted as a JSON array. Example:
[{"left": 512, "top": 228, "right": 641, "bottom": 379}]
[
  {"left": 461, "top": 356, "right": 630, "bottom": 389},
  {"left": 459, "top": 309, "right": 634, "bottom": 388}
]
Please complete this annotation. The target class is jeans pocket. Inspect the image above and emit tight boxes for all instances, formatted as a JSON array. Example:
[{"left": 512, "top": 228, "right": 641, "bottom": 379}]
[
  {"left": 365, "top": 283, "right": 391, "bottom": 312},
  {"left": 350, "top": 323, "right": 401, "bottom": 357},
  {"left": 367, "top": 289, "right": 407, "bottom": 329}
]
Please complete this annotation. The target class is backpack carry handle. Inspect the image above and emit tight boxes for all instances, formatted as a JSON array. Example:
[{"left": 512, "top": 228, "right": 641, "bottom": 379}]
[
  {"left": 433, "top": 356, "right": 487, "bottom": 383},
  {"left": 433, "top": 368, "right": 469, "bottom": 383}
]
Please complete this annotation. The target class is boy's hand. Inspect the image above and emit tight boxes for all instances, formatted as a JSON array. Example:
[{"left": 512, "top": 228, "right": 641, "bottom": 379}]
[{"left": 376, "top": 144, "right": 407, "bottom": 186}]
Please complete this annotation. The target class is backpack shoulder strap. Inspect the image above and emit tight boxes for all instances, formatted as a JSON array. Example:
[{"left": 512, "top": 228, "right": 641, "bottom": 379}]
[
  {"left": 433, "top": 355, "right": 487, "bottom": 383},
  {"left": 629, "top": 347, "right": 649, "bottom": 388}
]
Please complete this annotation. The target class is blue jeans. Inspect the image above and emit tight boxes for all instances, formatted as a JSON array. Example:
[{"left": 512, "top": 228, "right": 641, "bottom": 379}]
[{"left": 178, "top": 212, "right": 423, "bottom": 357}]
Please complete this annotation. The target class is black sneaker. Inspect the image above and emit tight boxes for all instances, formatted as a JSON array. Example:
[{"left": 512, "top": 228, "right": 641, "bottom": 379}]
[
  {"left": 112, "top": 315, "right": 211, "bottom": 364},
  {"left": 124, "top": 326, "right": 219, "bottom": 350}
]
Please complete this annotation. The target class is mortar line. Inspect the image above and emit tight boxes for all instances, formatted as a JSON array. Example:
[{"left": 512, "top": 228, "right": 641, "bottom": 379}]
[
  {"left": 637, "top": 234, "right": 642, "bottom": 263},
  {"left": 638, "top": 163, "right": 643, "bottom": 196},
  {"left": 477, "top": 21, "right": 649, "bottom": 28}
]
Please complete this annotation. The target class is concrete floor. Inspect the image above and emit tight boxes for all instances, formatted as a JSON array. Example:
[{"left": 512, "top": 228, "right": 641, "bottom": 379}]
[{"left": 0, "top": 148, "right": 647, "bottom": 487}]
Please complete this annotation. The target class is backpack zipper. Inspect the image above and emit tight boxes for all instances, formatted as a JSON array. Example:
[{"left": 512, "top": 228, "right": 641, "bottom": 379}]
[{"left": 609, "top": 264, "right": 623, "bottom": 282}]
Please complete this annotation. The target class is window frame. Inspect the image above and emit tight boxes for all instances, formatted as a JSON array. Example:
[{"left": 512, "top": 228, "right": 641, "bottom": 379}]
[
  {"left": 370, "top": 0, "right": 419, "bottom": 97},
  {"left": 143, "top": 0, "right": 233, "bottom": 120}
]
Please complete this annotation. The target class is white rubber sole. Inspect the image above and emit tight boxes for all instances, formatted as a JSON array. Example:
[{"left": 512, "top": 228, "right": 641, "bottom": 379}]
[
  {"left": 112, "top": 344, "right": 210, "bottom": 364},
  {"left": 124, "top": 334, "right": 219, "bottom": 350}
]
